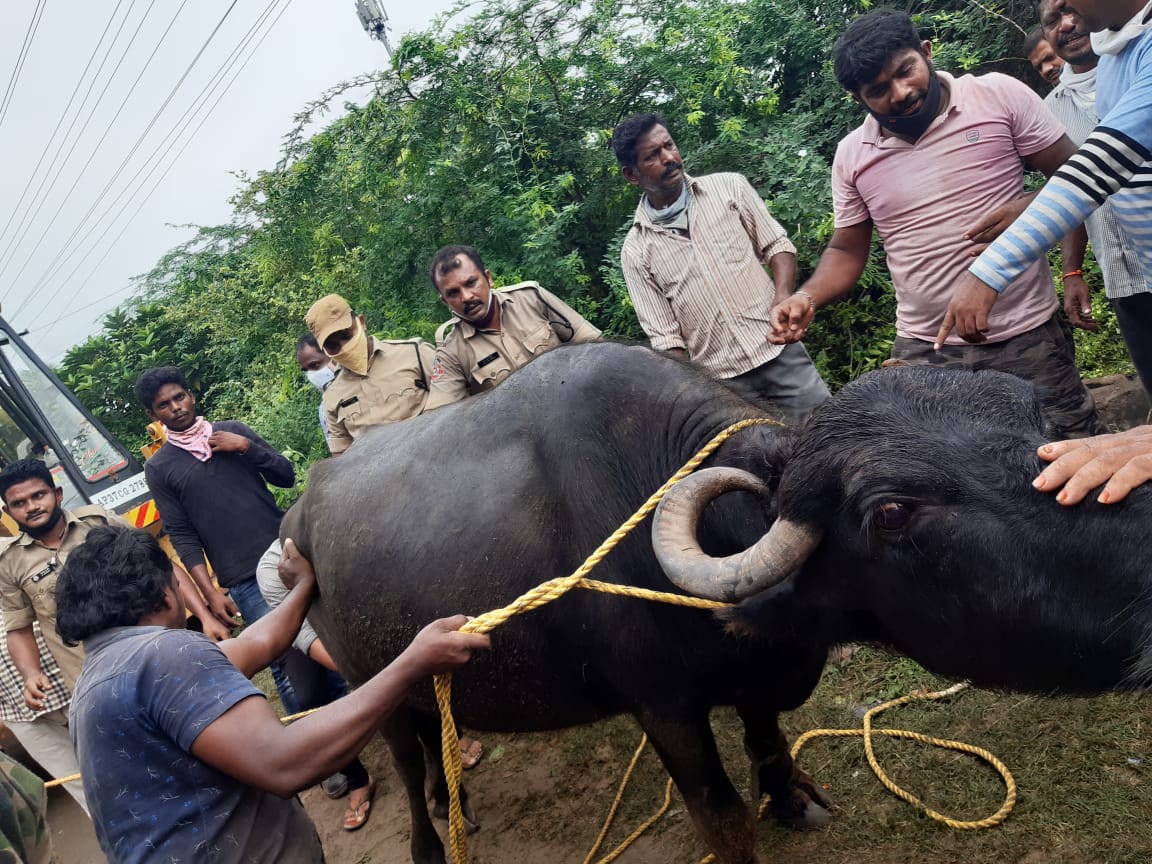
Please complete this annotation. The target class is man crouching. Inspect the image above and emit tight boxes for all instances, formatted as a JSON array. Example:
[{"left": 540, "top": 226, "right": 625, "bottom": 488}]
[{"left": 55, "top": 525, "right": 488, "bottom": 863}]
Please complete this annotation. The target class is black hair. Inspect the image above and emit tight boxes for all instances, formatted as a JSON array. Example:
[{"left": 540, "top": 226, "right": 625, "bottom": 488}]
[
  {"left": 0, "top": 459, "right": 56, "bottom": 505},
  {"left": 429, "top": 245, "right": 486, "bottom": 290},
  {"left": 55, "top": 525, "right": 175, "bottom": 646},
  {"left": 833, "top": 9, "right": 924, "bottom": 93},
  {"left": 611, "top": 113, "right": 669, "bottom": 168},
  {"left": 1022, "top": 26, "right": 1048, "bottom": 57},
  {"left": 134, "top": 367, "right": 190, "bottom": 411},
  {"left": 296, "top": 333, "right": 321, "bottom": 354}
]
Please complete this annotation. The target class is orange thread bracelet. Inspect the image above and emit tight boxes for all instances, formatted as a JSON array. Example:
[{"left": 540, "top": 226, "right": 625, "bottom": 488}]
[{"left": 1061, "top": 269, "right": 1084, "bottom": 280}]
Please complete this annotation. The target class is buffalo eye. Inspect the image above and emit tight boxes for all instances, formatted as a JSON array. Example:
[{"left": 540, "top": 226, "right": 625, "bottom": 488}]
[{"left": 873, "top": 502, "right": 911, "bottom": 532}]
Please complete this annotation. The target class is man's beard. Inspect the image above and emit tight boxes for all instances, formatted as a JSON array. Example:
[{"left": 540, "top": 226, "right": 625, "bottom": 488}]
[
  {"left": 870, "top": 65, "right": 944, "bottom": 140},
  {"left": 24, "top": 505, "right": 63, "bottom": 540}
]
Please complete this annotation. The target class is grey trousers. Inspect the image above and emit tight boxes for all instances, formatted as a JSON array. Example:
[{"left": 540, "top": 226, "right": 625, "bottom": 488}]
[
  {"left": 724, "top": 342, "right": 831, "bottom": 425},
  {"left": 6, "top": 706, "right": 88, "bottom": 813}
]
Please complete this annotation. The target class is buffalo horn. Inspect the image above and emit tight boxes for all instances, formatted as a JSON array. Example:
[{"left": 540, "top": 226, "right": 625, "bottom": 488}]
[{"left": 651, "top": 467, "right": 821, "bottom": 602}]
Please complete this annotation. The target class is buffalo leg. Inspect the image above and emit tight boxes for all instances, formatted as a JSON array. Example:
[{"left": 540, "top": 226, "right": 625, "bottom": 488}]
[
  {"left": 734, "top": 702, "right": 831, "bottom": 830},
  {"left": 383, "top": 706, "right": 446, "bottom": 864},
  {"left": 636, "top": 704, "right": 757, "bottom": 864}
]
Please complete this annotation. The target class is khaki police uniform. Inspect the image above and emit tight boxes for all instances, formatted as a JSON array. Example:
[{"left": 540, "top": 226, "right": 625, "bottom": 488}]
[
  {"left": 0, "top": 505, "right": 129, "bottom": 691},
  {"left": 323, "top": 336, "right": 436, "bottom": 454},
  {"left": 424, "top": 282, "right": 600, "bottom": 411}
]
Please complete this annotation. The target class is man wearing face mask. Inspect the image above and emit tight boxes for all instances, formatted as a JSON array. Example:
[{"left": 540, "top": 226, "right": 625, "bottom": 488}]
[
  {"left": 423, "top": 244, "right": 601, "bottom": 411},
  {"left": 305, "top": 295, "right": 436, "bottom": 456},
  {"left": 296, "top": 334, "right": 338, "bottom": 446},
  {"left": 768, "top": 8, "right": 1101, "bottom": 438}
]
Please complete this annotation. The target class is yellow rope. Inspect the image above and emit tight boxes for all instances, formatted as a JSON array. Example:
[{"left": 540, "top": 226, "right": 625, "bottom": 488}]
[
  {"left": 434, "top": 417, "right": 1016, "bottom": 863},
  {"left": 44, "top": 416, "right": 1016, "bottom": 861},
  {"left": 434, "top": 418, "right": 773, "bottom": 862},
  {"left": 787, "top": 681, "right": 1017, "bottom": 830}
]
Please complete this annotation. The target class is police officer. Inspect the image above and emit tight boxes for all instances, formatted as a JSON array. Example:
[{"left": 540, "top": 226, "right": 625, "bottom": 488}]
[
  {"left": 305, "top": 294, "right": 437, "bottom": 455},
  {"left": 423, "top": 245, "right": 601, "bottom": 411}
]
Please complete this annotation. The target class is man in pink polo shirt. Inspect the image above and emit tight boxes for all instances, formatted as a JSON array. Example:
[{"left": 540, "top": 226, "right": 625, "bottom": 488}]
[{"left": 769, "top": 8, "right": 1101, "bottom": 436}]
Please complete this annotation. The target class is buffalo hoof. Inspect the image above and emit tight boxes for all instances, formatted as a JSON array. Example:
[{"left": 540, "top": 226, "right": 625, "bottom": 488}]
[
  {"left": 432, "top": 800, "right": 480, "bottom": 834},
  {"left": 771, "top": 771, "right": 833, "bottom": 831}
]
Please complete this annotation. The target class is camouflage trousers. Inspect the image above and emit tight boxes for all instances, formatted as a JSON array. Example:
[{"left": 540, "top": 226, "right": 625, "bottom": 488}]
[
  {"left": 891, "top": 313, "right": 1102, "bottom": 438},
  {"left": 0, "top": 752, "right": 54, "bottom": 864}
]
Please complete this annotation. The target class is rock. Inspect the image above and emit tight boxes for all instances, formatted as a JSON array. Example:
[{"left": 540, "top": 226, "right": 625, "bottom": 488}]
[{"left": 1085, "top": 374, "right": 1151, "bottom": 431}]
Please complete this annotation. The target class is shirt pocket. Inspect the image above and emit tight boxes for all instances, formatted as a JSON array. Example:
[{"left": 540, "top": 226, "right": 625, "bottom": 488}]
[
  {"left": 470, "top": 353, "right": 515, "bottom": 391},
  {"left": 523, "top": 321, "right": 560, "bottom": 356},
  {"left": 335, "top": 397, "right": 363, "bottom": 428}
]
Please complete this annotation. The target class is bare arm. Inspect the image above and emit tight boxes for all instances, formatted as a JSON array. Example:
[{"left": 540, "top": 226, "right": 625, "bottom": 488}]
[
  {"left": 767, "top": 251, "right": 797, "bottom": 299},
  {"left": 191, "top": 616, "right": 490, "bottom": 796},
  {"left": 218, "top": 540, "right": 315, "bottom": 679},
  {"left": 308, "top": 639, "right": 338, "bottom": 672},
  {"left": 186, "top": 562, "right": 239, "bottom": 628},
  {"left": 172, "top": 564, "right": 230, "bottom": 642},
  {"left": 1058, "top": 225, "right": 1097, "bottom": 332},
  {"left": 769, "top": 220, "right": 873, "bottom": 344},
  {"left": 7, "top": 627, "right": 50, "bottom": 711}
]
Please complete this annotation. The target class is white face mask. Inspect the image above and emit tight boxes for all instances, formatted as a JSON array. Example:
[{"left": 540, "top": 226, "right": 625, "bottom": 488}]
[{"left": 306, "top": 366, "right": 335, "bottom": 390}]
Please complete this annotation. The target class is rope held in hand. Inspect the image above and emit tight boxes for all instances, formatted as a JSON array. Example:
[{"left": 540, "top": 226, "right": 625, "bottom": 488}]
[{"left": 46, "top": 417, "right": 1016, "bottom": 863}]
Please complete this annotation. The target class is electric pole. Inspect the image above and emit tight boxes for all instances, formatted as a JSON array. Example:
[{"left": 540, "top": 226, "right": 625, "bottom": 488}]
[{"left": 355, "top": 0, "right": 394, "bottom": 60}]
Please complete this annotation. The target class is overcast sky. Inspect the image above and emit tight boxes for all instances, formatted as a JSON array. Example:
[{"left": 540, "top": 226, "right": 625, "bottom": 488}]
[{"left": 0, "top": 0, "right": 458, "bottom": 364}]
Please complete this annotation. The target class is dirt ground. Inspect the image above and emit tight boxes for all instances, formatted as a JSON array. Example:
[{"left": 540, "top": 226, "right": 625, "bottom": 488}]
[{"left": 36, "top": 648, "right": 1152, "bottom": 863}]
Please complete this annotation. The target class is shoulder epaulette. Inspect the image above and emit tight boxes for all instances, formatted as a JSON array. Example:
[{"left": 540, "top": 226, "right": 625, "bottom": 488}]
[
  {"left": 378, "top": 336, "right": 427, "bottom": 346},
  {"left": 495, "top": 280, "right": 543, "bottom": 294},
  {"left": 434, "top": 320, "right": 456, "bottom": 346},
  {"left": 72, "top": 504, "right": 114, "bottom": 522}
]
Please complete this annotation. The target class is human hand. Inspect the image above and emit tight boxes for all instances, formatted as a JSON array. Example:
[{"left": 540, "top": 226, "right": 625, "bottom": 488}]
[
  {"left": 207, "top": 590, "right": 240, "bottom": 627},
  {"left": 963, "top": 197, "right": 1030, "bottom": 254},
  {"left": 200, "top": 616, "right": 233, "bottom": 642},
  {"left": 1062, "top": 275, "right": 1098, "bottom": 332},
  {"left": 1034, "top": 426, "right": 1152, "bottom": 505},
  {"left": 277, "top": 539, "right": 317, "bottom": 596},
  {"left": 934, "top": 273, "right": 999, "bottom": 348},
  {"left": 768, "top": 295, "right": 814, "bottom": 345},
  {"left": 22, "top": 672, "right": 51, "bottom": 711},
  {"left": 401, "top": 616, "right": 491, "bottom": 677},
  {"left": 208, "top": 431, "right": 251, "bottom": 454}
]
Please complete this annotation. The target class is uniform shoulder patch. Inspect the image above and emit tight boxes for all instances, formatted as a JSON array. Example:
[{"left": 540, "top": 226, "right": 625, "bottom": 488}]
[{"left": 431, "top": 355, "right": 446, "bottom": 382}]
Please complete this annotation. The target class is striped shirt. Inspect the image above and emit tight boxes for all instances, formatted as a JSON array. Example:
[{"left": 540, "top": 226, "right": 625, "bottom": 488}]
[
  {"left": 971, "top": 29, "right": 1152, "bottom": 292},
  {"left": 620, "top": 172, "right": 795, "bottom": 378},
  {"left": 1044, "top": 76, "right": 1149, "bottom": 300}
]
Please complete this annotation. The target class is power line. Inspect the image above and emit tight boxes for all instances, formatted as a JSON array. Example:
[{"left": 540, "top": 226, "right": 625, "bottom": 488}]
[
  {"left": 0, "top": 0, "right": 132, "bottom": 259},
  {"left": 23, "top": 0, "right": 263, "bottom": 324},
  {"left": 0, "top": 0, "right": 49, "bottom": 134},
  {"left": 28, "top": 0, "right": 293, "bottom": 335},
  {"left": 2, "top": 0, "right": 183, "bottom": 299},
  {"left": 0, "top": 0, "right": 151, "bottom": 283}
]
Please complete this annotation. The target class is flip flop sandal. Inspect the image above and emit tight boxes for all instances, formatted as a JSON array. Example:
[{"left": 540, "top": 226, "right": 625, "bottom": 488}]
[
  {"left": 460, "top": 738, "right": 484, "bottom": 770},
  {"left": 342, "top": 779, "right": 377, "bottom": 831}
]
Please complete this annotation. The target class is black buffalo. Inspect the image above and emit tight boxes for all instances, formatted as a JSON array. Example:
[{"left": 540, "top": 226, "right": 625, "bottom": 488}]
[
  {"left": 658, "top": 362, "right": 1152, "bottom": 694},
  {"left": 283, "top": 343, "right": 1150, "bottom": 864}
]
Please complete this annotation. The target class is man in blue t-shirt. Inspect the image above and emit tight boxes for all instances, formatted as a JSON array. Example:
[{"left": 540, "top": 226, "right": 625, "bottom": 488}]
[
  {"left": 56, "top": 525, "right": 488, "bottom": 864},
  {"left": 936, "top": 0, "right": 1152, "bottom": 348}
]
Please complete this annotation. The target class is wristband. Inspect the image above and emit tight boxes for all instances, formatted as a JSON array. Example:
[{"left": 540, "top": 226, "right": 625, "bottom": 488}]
[
  {"left": 1060, "top": 270, "right": 1084, "bottom": 281},
  {"left": 793, "top": 290, "right": 816, "bottom": 311}
]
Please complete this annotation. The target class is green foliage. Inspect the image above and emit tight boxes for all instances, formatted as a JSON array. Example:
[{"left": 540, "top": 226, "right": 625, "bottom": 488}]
[{"left": 56, "top": 0, "right": 1134, "bottom": 459}]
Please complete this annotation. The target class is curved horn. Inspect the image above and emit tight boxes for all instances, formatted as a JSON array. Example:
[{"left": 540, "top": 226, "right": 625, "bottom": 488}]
[{"left": 652, "top": 467, "right": 822, "bottom": 602}]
